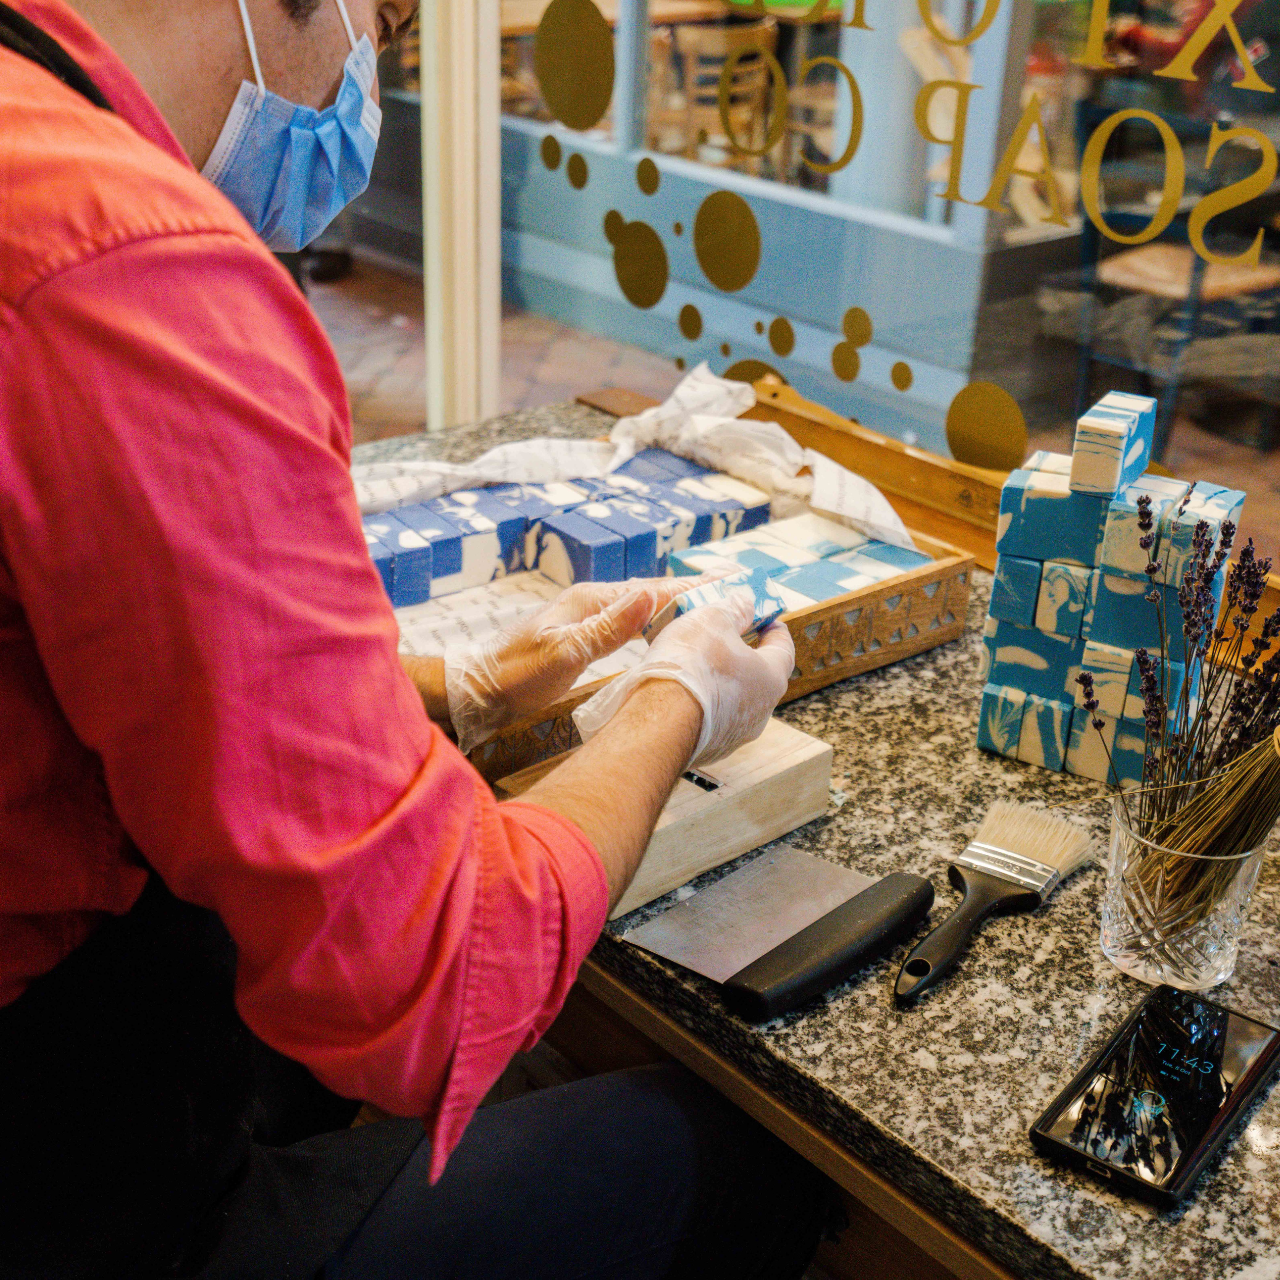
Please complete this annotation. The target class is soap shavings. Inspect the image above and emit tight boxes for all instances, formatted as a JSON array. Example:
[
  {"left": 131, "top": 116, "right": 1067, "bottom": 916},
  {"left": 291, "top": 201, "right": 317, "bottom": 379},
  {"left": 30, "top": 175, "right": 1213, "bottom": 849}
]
[{"left": 350, "top": 361, "right": 914, "bottom": 551}]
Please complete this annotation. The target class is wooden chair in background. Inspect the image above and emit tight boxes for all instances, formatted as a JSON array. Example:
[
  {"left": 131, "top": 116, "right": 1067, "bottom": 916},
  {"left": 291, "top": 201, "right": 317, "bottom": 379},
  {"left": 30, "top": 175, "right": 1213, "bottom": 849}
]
[{"left": 670, "top": 19, "right": 778, "bottom": 174}]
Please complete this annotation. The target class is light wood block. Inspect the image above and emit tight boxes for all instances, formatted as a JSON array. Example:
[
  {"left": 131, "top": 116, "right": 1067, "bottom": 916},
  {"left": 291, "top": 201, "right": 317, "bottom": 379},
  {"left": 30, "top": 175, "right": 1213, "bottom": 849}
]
[{"left": 494, "top": 717, "right": 832, "bottom": 919}]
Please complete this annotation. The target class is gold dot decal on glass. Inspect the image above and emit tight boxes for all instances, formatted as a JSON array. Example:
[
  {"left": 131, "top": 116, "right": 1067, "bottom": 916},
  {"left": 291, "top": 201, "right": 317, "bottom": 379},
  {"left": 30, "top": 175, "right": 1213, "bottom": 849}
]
[
  {"left": 891, "top": 362, "right": 913, "bottom": 391},
  {"left": 945, "top": 381, "right": 1027, "bottom": 471},
  {"left": 754, "top": 321, "right": 764, "bottom": 334},
  {"left": 566, "top": 153, "right": 588, "bottom": 189},
  {"left": 607, "top": 218, "right": 668, "bottom": 309},
  {"left": 636, "top": 158, "right": 660, "bottom": 195},
  {"left": 540, "top": 135, "right": 562, "bottom": 170},
  {"left": 675, "top": 357, "right": 686, "bottom": 370},
  {"left": 831, "top": 306, "right": 872, "bottom": 382},
  {"left": 720, "top": 342, "right": 731, "bottom": 357},
  {"left": 768, "top": 317, "right": 794, "bottom": 357},
  {"left": 725, "top": 359, "right": 786, "bottom": 385},
  {"left": 679, "top": 304, "right": 702, "bottom": 340},
  {"left": 533, "top": 0, "right": 614, "bottom": 132},
  {"left": 694, "top": 191, "right": 761, "bottom": 292},
  {"left": 673, "top": 222, "right": 683, "bottom": 236}
]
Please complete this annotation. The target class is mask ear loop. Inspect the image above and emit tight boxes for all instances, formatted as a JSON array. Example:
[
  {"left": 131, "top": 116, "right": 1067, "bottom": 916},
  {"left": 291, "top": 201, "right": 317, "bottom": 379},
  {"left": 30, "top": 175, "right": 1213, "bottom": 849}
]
[
  {"left": 235, "top": 0, "right": 267, "bottom": 97},
  {"left": 333, "top": 0, "right": 360, "bottom": 53}
]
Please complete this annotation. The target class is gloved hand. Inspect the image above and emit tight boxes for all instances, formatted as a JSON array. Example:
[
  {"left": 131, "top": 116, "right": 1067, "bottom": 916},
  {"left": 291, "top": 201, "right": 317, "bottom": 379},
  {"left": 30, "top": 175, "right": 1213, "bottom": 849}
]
[
  {"left": 444, "top": 578, "right": 704, "bottom": 754},
  {"left": 573, "top": 588, "right": 795, "bottom": 768}
]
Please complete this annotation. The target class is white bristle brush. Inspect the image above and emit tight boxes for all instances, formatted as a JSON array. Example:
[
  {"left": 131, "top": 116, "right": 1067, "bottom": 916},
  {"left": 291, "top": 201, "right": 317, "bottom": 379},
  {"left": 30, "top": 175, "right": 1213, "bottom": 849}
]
[{"left": 894, "top": 801, "right": 1092, "bottom": 1004}]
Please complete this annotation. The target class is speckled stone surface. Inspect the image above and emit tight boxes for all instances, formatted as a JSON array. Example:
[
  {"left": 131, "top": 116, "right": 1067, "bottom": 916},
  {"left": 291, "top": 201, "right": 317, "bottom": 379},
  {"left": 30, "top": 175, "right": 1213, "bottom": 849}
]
[{"left": 356, "top": 410, "right": 1280, "bottom": 1280}]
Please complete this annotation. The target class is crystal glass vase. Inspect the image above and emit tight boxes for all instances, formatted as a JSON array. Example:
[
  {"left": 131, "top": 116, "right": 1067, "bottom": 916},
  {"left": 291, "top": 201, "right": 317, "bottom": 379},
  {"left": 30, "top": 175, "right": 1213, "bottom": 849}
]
[{"left": 1101, "top": 798, "right": 1265, "bottom": 990}]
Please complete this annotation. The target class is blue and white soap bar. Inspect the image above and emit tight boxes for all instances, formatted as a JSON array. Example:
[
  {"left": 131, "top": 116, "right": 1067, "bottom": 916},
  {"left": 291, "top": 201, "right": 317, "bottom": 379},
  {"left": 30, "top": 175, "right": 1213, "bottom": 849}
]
[
  {"left": 668, "top": 546, "right": 741, "bottom": 578},
  {"left": 387, "top": 503, "right": 464, "bottom": 593},
  {"left": 1066, "top": 707, "right": 1118, "bottom": 783},
  {"left": 574, "top": 502, "right": 659, "bottom": 579},
  {"left": 997, "top": 468, "right": 1108, "bottom": 568},
  {"left": 642, "top": 567, "right": 790, "bottom": 642},
  {"left": 857, "top": 542, "right": 934, "bottom": 572},
  {"left": 987, "top": 619, "right": 1085, "bottom": 702},
  {"left": 527, "top": 511, "right": 626, "bottom": 587},
  {"left": 762, "top": 513, "right": 870, "bottom": 558},
  {"left": 1069, "top": 396, "right": 1153, "bottom": 497},
  {"left": 1099, "top": 475, "right": 1192, "bottom": 577},
  {"left": 431, "top": 494, "right": 525, "bottom": 574},
  {"left": 772, "top": 562, "right": 874, "bottom": 602},
  {"left": 663, "top": 477, "right": 746, "bottom": 540},
  {"left": 1072, "top": 638, "right": 1133, "bottom": 718},
  {"left": 362, "top": 524, "right": 397, "bottom": 598},
  {"left": 1016, "top": 695, "right": 1071, "bottom": 772},
  {"left": 379, "top": 516, "right": 434, "bottom": 607},
  {"left": 826, "top": 547, "right": 909, "bottom": 583},
  {"left": 978, "top": 615, "right": 998, "bottom": 681},
  {"left": 1109, "top": 718, "right": 1148, "bottom": 789},
  {"left": 604, "top": 494, "right": 697, "bottom": 573},
  {"left": 977, "top": 683, "right": 1028, "bottom": 758},
  {"left": 990, "top": 554, "right": 1042, "bottom": 627},
  {"left": 1025, "top": 450, "right": 1072, "bottom": 475},
  {"left": 1035, "top": 560, "right": 1093, "bottom": 639},
  {"left": 697, "top": 475, "right": 771, "bottom": 530},
  {"left": 615, "top": 449, "right": 708, "bottom": 483},
  {"left": 1090, "top": 571, "right": 1194, "bottom": 664},
  {"left": 1124, "top": 655, "right": 1186, "bottom": 721},
  {"left": 1156, "top": 482, "right": 1246, "bottom": 587}
]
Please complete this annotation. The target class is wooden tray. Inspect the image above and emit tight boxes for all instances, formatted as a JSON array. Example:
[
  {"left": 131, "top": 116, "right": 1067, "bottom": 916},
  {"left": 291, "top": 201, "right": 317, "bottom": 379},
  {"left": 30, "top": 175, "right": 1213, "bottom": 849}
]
[
  {"left": 495, "top": 717, "right": 833, "bottom": 919},
  {"left": 468, "top": 527, "right": 973, "bottom": 782}
]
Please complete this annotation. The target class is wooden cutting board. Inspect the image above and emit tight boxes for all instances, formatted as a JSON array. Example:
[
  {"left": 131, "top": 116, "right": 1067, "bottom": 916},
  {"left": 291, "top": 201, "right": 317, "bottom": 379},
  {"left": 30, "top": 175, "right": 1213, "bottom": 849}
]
[{"left": 494, "top": 717, "right": 833, "bottom": 919}]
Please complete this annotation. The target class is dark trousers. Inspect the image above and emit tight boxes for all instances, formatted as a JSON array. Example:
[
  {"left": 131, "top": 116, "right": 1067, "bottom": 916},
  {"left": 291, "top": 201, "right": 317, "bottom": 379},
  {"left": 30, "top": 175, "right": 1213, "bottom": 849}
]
[{"left": 324, "top": 1063, "right": 834, "bottom": 1280}]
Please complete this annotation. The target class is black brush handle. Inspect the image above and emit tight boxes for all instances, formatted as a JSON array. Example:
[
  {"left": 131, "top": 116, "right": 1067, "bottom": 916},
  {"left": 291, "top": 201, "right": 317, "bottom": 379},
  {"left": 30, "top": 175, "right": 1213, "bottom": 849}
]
[
  {"left": 723, "top": 873, "right": 934, "bottom": 1022},
  {"left": 894, "top": 865, "right": 1040, "bottom": 1004}
]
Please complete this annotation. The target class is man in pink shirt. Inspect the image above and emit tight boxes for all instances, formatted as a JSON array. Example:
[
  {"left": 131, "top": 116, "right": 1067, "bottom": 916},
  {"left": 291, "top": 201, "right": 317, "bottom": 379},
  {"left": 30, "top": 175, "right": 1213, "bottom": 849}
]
[{"left": 0, "top": 0, "right": 832, "bottom": 1274}]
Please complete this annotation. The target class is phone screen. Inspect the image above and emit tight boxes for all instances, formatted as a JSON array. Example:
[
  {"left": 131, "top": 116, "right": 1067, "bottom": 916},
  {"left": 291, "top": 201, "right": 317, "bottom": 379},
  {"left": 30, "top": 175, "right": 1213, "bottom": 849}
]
[{"left": 1043, "top": 988, "right": 1279, "bottom": 1188}]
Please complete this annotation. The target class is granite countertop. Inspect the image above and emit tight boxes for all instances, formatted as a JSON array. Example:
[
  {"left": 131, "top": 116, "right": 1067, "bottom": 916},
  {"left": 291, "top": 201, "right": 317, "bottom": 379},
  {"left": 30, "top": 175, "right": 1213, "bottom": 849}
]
[{"left": 355, "top": 410, "right": 1280, "bottom": 1280}]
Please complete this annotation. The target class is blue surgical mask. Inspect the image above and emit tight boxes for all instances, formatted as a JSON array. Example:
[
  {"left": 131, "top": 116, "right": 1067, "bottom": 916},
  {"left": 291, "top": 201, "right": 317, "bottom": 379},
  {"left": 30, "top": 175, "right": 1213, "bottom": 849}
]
[{"left": 202, "top": 0, "right": 382, "bottom": 252}]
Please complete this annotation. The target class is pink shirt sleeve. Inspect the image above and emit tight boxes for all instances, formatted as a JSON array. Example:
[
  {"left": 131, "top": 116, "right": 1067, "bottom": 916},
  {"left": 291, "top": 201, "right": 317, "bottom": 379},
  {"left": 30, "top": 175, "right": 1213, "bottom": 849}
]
[{"left": 0, "top": 231, "right": 609, "bottom": 1179}]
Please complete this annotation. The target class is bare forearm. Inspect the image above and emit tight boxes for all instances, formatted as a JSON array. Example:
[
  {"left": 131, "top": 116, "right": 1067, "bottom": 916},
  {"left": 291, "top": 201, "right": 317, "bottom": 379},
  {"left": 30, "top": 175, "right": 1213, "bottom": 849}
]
[
  {"left": 399, "top": 654, "right": 453, "bottom": 732},
  {"left": 520, "top": 680, "right": 702, "bottom": 911}
]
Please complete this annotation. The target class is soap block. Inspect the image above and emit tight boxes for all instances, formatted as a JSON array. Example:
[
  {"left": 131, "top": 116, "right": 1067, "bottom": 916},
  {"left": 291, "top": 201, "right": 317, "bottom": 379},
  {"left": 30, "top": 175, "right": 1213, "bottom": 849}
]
[
  {"left": 857, "top": 541, "right": 934, "bottom": 571},
  {"left": 978, "top": 615, "right": 998, "bottom": 682},
  {"left": 1090, "top": 571, "right": 1198, "bottom": 664},
  {"left": 1066, "top": 708, "right": 1119, "bottom": 783},
  {"left": 664, "top": 477, "right": 746, "bottom": 540},
  {"left": 431, "top": 495, "right": 525, "bottom": 574},
  {"left": 774, "top": 562, "right": 876, "bottom": 602},
  {"left": 668, "top": 546, "right": 741, "bottom": 578},
  {"left": 614, "top": 449, "right": 699, "bottom": 483},
  {"left": 362, "top": 525, "right": 396, "bottom": 598},
  {"left": 1098, "top": 390, "right": 1157, "bottom": 450},
  {"left": 386, "top": 503, "right": 464, "bottom": 589},
  {"left": 761, "top": 513, "right": 870, "bottom": 557},
  {"left": 1156, "top": 483, "right": 1246, "bottom": 588},
  {"left": 379, "top": 517, "right": 434, "bottom": 607},
  {"left": 1035, "top": 560, "right": 1093, "bottom": 639},
  {"left": 1069, "top": 404, "right": 1143, "bottom": 497},
  {"left": 1111, "top": 719, "right": 1150, "bottom": 789},
  {"left": 643, "top": 567, "right": 789, "bottom": 642},
  {"left": 997, "top": 468, "right": 1108, "bottom": 568},
  {"left": 1025, "top": 450, "right": 1072, "bottom": 475},
  {"left": 1016, "top": 695, "right": 1071, "bottom": 772},
  {"left": 1099, "top": 475, "right": 1192, "bottom": 577},
  {"left": 527, "top": 511, "right": 626, "bottom": 587},
  {"left": 603, "top": 496, "right": 697, "bottom": 574},
  {"left": 991, "top": 554, "right": 1043, "bottom": 626},
  {"left": 988, "top": 619, "right": 1085, "bottom": 702},
  {"left": 1124, "top": 655, "right": 1187, "bottom": 721},
  {"left": 647, "top": 488, "right": 720, "bottom": 546},
  {"left": 977, "top": 683, "right": 1028, "bottom": 758},
  {"left": 718, "top": 529, "right": 821, "bottom": 569},
  {"left": 573, "top": 502, "right": 659, "bottom": 579},
  {"left": 695, "top": 474, "right": 771, "bottom": 530},
  {"left": 826, "top": 549, "right": 905, "bottom": 583},
  {"left": 1071, "top": 639, "right": 1133, "bottom": 718}
]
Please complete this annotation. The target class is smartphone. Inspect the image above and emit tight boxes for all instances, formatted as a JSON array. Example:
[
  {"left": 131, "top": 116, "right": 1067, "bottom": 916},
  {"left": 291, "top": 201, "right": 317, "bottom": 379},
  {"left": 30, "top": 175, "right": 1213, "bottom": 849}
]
[{"left": 1030, "top": 985, "right": 1280, "bottom": 1207}]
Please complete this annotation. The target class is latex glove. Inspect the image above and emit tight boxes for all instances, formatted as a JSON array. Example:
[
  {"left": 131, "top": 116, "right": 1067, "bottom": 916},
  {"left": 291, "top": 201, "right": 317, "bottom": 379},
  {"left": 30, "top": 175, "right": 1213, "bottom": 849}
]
[
  {"left": 573, "top": 588, "right": 795, "bottom": 768},
  {"left": 444, "top": 578, "right": 702, "bottom": 754}
]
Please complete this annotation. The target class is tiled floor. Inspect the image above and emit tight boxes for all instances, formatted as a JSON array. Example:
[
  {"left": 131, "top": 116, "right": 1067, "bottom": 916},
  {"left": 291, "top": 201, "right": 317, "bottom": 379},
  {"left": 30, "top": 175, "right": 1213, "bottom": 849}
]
[
  {"left": 307, "top": 260, "right": 680, "bottom": 442},
  {"left": 310, "top": 259, "right": 1280, "bottom": 566}
]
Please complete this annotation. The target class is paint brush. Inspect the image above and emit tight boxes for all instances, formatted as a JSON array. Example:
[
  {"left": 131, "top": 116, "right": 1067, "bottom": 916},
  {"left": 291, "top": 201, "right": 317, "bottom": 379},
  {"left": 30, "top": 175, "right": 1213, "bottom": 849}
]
[{"left": 894, "top": 801, "right": 1092, "bottom": 1003}]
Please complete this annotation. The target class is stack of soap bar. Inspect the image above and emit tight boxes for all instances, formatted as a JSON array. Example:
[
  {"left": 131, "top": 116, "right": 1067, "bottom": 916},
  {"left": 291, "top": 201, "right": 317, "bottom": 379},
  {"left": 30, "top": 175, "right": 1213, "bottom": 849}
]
[{"left": 977, "top": 389, "right": 1242, "bottom": 789}]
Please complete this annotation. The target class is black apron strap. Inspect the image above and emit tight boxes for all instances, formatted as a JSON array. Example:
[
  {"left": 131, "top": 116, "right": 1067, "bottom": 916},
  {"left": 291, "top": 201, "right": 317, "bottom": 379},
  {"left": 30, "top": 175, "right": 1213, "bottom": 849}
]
[{"left": 0, "top": 0, "right": 112, "bottom": 110}]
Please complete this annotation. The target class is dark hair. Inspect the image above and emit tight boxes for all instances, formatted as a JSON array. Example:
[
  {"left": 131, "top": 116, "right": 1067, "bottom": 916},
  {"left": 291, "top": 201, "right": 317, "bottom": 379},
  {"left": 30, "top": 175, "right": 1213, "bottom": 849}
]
[{"left": 280, "top": 0, "right": 324, "bottom": 23}]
